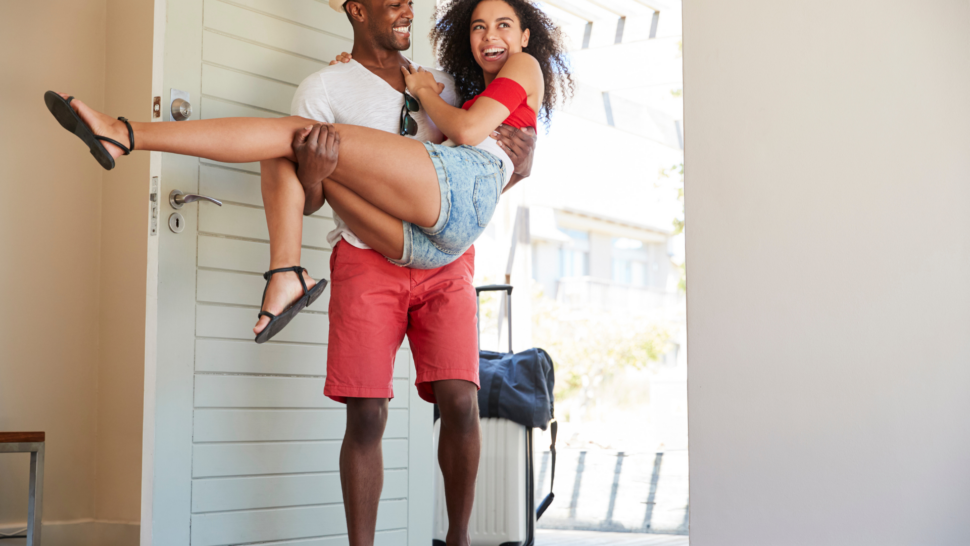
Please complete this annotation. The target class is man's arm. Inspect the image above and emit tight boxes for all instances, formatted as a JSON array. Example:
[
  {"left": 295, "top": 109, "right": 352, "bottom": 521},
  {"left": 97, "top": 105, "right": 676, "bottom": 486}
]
[
  {"left": 492, "top": 125, "right": 538, "bottom": 193},
  {"left": 289, "top": 71, "right": 337, "bottom": 214},
  {"left": 293, "top": 124, "right": 340, "bottom": 216}
]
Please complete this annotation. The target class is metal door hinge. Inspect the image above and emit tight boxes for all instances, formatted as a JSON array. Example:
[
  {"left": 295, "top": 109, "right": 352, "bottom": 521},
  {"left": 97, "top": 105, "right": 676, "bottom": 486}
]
[
  {"left": 153, "top": 96, "right": 161, "bottom": 119},
  {"left": 150, "top": 176, "right": 159, "bottom": 236}
]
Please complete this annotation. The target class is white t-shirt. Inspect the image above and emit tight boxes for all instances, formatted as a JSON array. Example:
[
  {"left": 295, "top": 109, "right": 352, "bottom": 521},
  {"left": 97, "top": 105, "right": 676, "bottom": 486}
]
[{"left": 290, "top": 59, "right": 460, "bottom": 250}]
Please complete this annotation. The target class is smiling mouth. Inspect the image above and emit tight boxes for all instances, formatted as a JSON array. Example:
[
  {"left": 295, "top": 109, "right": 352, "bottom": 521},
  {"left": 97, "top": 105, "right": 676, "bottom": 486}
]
[
  {"left": 483, "top": 47, "right": 507, "bottom": 60},
  {"left": 393, "top": 25, "right": 411, "bottom": 37}
]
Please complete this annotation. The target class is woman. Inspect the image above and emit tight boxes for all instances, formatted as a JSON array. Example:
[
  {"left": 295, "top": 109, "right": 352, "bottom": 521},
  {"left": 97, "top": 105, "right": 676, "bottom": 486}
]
[{"left": 45, "top": 0, "right": 572, "bottom": 342}]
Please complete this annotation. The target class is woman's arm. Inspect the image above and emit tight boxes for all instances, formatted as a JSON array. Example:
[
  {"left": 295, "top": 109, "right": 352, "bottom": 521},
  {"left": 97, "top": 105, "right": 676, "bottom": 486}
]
[{"left": 406, "top": 53, "right": 543, "bottom": 146}]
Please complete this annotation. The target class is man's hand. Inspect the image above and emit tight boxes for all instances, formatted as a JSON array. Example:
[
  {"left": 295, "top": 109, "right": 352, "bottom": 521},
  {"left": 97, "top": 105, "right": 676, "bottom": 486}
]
[
  {"left": 292, "top": 123, "right": 340, "bottom": 215},
  {"left": 329, "top": 52, "right": 352, "bottom": 65},
  {"left": 491, "top": 125, "right": 537, "bottom": 189}
]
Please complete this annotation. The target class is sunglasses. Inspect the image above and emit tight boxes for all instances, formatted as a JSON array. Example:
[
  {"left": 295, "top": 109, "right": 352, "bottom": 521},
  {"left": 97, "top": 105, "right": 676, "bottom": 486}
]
[{"left": 400, "top": 92, "right": 419, "bottom": 136}]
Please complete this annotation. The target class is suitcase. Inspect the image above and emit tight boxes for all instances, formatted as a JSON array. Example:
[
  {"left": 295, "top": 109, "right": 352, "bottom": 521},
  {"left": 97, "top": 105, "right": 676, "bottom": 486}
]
[
  {"left": 432, "top": 418, "right": 536, "bottom": 546},
  {"left": 431, "top": 284, "right": 555, "bottom": 546}
]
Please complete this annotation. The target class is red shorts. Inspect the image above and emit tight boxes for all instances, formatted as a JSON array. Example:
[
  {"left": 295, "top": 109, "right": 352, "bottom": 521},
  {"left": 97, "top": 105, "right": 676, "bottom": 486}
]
[{"left": 324, "top": 240, "right": 480, "bottom": 404}]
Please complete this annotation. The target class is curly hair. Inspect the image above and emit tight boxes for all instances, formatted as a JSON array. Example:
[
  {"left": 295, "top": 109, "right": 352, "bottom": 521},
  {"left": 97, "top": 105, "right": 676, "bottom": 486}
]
[{"left": 431, "top": 0, "right": 574, "bottom": 129}]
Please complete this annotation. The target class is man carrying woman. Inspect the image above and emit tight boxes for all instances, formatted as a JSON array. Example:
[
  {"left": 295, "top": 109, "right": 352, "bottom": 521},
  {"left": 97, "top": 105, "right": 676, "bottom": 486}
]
[{"left": 45, "top": 0, "right": 572, "bottom": 544}]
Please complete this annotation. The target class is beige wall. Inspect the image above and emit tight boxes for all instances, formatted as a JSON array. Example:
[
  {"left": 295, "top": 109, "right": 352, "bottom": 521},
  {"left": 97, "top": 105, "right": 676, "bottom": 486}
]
[
  {"left": 684, "top": 0, "right": 970, "bottom": 544},
  {"left": 98, "top": 0, "right": 153, "bottom": 524},
  {"left": 0, "top": 0, "right": 152, "bottom": 535}
]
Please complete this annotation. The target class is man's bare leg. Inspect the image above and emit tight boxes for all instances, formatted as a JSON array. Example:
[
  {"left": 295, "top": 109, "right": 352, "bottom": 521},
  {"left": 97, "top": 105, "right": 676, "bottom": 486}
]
[
  {"left": 254, "top": 158, "right": 320, "bottom": 335},
  {"left": 341, "top": 398, "right": 389, "bottom": 546},
  {"left": 433, "top": 380, "right": 481, "bottom": 546}
]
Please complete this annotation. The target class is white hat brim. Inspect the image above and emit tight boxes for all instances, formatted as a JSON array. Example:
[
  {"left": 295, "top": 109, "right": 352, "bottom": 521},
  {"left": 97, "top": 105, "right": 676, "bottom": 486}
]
[{"left": 329, "top": 0, "right": 347, "bottom": 13}]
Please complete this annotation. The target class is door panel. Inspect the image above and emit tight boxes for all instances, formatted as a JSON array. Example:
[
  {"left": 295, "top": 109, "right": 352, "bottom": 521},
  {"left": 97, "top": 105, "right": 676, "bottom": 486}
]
[
  {"left": 197, "top": 237, "right": 330, "bottom": 276},
  {"left": 193, "top": 408, "right": 409, "bottom": 442},
  {"left": 201, "top": 63, "right": 294, "bottom": 113},
  {"left": 202, "top": 31, "right": 327, "bottom": 84},
  {"left": 192, "top": 376, "right": 410, "bottom": 408},
  {"left": 191, "top": 500, "right": 407, "bottom": 546},
  {"left": 198, "top": 200, "right": 336, "bottom": 245},
  {"left": 192, "top": 440, "right": 408, "bottom": 477},
  {"left": 198, "top": 164, "right": 334, "bottom": 218},
  {"left": 203, "top": 0, "right": 351, "bottom": 60},
  {"left": 149, "top": 0, "right": 434, "bottom": 543},
  {"left": 200, "top": 96, "right": 277, "bottom": 120},
  {"left": 192, "top": 469, "right": 408, "bottom": 513},
  {"left": 194, "top": 338, "right": 410, "bottom": 376}
]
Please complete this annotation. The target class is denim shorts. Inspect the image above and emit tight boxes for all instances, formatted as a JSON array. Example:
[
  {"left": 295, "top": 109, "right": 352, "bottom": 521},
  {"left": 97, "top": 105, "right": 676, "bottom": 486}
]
[{"left": 389, "top": 142, "right": 507, "bottom": 269}]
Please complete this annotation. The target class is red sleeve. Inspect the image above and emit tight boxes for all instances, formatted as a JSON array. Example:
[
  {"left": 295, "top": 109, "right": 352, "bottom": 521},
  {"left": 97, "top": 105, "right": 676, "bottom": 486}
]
[{"left": 477, "top": 77, "right": 528, "bottom": 112}]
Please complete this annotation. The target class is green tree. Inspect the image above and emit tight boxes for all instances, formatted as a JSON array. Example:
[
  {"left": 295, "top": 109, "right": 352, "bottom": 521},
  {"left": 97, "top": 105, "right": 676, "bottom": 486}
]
[{"left": 530, "top": 284, "right": 673, "bottom": 417}]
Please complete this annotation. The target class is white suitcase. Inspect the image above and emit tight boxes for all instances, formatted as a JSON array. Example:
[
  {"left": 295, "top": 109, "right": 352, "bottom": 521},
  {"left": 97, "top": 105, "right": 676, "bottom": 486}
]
[
  {"left": 431, "top": 284, "right": 555, "bottom": 546},
  {"left": 431, "top": 417, "right": 536, "bottom": 546}
]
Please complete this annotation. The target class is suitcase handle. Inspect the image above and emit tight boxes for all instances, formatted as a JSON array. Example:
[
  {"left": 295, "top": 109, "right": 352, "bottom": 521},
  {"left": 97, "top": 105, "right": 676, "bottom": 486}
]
[{"left": 475, "top": 284, "right": 513, "bottom": 354}]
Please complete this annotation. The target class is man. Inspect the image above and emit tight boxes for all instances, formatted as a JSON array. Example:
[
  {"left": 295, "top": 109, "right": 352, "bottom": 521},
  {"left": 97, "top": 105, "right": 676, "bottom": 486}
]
[{"left": 261, "top": 1, "right": 537, "bottom": 545}]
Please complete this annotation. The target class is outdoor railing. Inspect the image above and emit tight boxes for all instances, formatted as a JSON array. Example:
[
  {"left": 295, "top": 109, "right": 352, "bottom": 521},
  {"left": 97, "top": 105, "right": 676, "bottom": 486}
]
[{"left": 555, "top": 277, "right": 684, "bottom": 316}]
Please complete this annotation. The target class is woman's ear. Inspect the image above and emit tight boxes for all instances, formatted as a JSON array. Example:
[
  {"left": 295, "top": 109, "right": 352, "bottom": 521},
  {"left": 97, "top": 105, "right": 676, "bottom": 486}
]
[{"left": 521, "top": 28, "right": 531, "bottom": 48}]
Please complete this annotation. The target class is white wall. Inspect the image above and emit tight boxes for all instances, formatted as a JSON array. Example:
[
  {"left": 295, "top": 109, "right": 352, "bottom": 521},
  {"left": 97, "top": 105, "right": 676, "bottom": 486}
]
[{"left": 684, "top": 1, "right": 970, "bottom": 544}]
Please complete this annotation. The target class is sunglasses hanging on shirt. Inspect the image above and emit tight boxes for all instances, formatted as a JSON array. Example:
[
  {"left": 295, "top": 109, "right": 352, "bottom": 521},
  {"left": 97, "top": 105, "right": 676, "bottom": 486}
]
[{"left": 400, "top": 91, "right": 419, "bottom": 136}]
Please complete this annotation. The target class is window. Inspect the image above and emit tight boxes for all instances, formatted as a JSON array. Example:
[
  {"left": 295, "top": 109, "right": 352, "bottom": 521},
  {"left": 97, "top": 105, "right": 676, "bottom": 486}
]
[
  {"left": 613, "top": 237, "right": 643, "bottom": 250},
  {"left": 560, "top": 229, "right": 590, "bottom": 278},
  {"left": 612, "top": 238, "right": 649, "bottom": 286}
]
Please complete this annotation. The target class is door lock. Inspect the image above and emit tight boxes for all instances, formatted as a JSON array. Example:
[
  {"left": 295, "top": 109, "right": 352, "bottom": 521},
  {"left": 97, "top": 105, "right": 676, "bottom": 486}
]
[
  {"left": 168, "top": 213, "right": 185, "bottom": 233},
  {"left": 169, "top": 88, "right": 192, "bottom": 121}
]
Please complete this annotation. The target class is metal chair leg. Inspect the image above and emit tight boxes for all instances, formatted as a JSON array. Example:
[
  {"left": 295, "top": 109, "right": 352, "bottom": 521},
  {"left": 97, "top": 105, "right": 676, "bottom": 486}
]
[{"left": 27, "top": 443, "right": 44, "bottom": 546}]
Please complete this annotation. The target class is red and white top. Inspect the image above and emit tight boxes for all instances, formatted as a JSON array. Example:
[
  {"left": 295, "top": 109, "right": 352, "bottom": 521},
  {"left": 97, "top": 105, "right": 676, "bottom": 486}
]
[
  {"left": 462, "top": 77, "right": 538, "bottom": 130},
  {"left": 444, "top": 77, "right": 537, "bottom": 187}
]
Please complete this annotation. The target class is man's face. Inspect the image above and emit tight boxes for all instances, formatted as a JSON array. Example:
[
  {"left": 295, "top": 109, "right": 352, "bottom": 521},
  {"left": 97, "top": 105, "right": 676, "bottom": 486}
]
[{"left": 352, "top": 0, "right": 414, "bottom": 52}]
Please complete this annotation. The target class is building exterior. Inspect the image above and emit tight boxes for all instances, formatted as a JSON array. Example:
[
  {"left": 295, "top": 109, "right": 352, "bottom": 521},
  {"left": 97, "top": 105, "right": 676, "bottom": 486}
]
[
  {"left": 474, "top": 0, "right": 686, "bottom": 336},
  {"left": 470, "top": 0, "right": 690, "bottom": 533}
]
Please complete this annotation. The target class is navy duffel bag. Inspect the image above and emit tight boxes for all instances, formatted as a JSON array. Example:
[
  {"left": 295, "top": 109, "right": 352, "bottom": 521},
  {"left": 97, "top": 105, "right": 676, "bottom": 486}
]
[{"left": 478, "top": 347, "right": 555, "bottom": 430}]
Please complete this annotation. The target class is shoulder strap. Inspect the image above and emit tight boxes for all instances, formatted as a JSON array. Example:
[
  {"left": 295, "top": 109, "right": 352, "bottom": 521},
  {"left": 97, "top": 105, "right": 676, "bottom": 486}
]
[{"left": 536, "top": 418, "right": 557, "bottom": 520}]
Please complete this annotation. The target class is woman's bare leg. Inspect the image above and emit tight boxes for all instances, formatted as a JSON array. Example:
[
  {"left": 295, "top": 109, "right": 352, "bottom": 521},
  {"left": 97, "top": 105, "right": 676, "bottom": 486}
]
[
  {"left": 65, "top": 97, "right": 445, "bottom": 228},
  {"left": 64, "top": 94, "right": 311, "bottom": 163},
  {"left": 322, "top": 124, "right": 442, "bottom": 229},
  {"left": 254, "top": 158, "right": 321, "bottom": 336},
  {"left": 322, "top": 179, "right": 406, "bottom": 260}
]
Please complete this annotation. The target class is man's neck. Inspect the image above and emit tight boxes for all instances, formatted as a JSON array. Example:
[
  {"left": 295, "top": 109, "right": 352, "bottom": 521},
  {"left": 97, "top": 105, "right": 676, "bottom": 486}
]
[
  {"left": 349, "top": 36, "right": 411, "bottom": 92},
  {"left": 350, "top": 38, "right": 409, "bottom": 71}
]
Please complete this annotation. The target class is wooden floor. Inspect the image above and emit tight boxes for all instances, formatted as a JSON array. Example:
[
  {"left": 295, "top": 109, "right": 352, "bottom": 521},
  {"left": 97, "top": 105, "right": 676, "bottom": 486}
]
[{"left": 537, "top": 529, "right": 689, "bottom": 545}]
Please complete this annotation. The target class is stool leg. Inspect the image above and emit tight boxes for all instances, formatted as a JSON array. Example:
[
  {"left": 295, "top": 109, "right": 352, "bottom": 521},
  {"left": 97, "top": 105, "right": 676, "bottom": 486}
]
[{"left": 28, "top": 444, "right": 44, "bottom": 546}]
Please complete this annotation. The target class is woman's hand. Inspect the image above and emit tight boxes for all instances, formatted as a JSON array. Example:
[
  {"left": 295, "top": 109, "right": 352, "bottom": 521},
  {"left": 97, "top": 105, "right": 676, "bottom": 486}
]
[
  {"left": 329, "top": 52, "right": 352, "bottom": 65},
  {"left": 401, "top": 65, "right": 444, "bottom": 97}
]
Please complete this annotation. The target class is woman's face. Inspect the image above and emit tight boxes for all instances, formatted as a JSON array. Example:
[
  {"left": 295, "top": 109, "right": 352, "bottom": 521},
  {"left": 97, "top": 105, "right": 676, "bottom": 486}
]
[{"left": 469, "top": 0, "right": 531, "bottom": 75}]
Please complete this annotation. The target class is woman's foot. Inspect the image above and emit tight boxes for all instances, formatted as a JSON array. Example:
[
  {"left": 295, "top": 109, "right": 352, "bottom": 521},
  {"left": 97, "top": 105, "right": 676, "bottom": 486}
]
[
  {"left": 57, "top": 92, "right": 132, "bottom": 159},
  {"left": 253, "top": 269, "right": 319, "bottom": 336}
]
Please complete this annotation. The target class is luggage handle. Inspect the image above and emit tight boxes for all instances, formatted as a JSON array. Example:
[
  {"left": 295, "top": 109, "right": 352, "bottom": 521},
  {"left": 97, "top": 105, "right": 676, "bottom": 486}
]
[{"left": 475, "top": 284, "right": 513, "bottom": 354}]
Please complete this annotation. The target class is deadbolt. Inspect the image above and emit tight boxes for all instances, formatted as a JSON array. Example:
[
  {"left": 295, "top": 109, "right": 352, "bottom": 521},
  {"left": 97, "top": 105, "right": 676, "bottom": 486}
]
[
  {"left": 171, "top": 98, "right": 192, "bottom": 121},
  {"left": 168, "top": 212, "right": 185, "bottom": 233}
]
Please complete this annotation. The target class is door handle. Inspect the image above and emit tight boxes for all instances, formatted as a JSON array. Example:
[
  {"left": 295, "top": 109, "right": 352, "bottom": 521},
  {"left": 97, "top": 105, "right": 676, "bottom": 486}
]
[{"left": 169, "top": 189, "right": 223, "bottom": 209}]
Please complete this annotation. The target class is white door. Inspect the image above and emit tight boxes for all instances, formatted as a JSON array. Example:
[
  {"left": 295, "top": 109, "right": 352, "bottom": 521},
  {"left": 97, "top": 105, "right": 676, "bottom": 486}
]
[{"left": 142, "top": 1, "right": 434, "bottom": 544}]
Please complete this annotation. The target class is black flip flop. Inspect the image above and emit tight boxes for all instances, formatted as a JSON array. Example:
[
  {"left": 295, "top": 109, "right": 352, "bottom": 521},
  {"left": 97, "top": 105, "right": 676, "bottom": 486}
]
[
  {"left": 254, "top": 266, "right": 329, "bottom": 344},
  {"left": 44, "top": 90, "right": 134, "bottom": 171}
]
